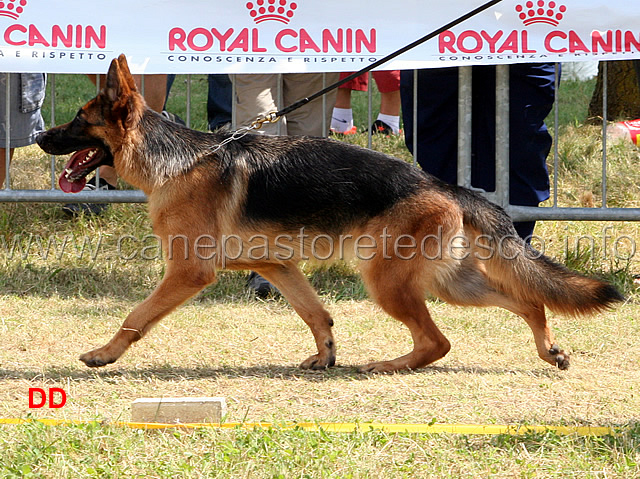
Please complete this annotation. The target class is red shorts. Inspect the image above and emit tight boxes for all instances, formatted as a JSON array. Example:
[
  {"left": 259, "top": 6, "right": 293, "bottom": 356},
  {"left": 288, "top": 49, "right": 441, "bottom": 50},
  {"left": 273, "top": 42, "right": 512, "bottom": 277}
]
[{"left": 338, "top": 70, "right": 400, "bottom": 93}]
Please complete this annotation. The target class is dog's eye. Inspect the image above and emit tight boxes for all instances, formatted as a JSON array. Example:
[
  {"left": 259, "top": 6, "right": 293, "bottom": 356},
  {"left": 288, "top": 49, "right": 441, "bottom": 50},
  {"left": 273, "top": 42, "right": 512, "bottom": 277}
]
[
  {"left": 74, "top": 109, "right": 87, "bottom": 123},
  {"left": 74, "top": 109, "right": 104, "bottom": 127},
  {"left": 75, "top": 107, "right": 97, "bottom": 124},
  {"left": 74, "top": 113, "right": 93, "bottom": 128}
]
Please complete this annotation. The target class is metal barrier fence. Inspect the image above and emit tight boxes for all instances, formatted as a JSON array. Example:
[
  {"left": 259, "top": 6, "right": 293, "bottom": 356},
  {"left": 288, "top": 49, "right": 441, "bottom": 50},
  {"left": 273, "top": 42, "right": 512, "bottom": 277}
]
[
  {"left": 1, "top": 65, "right": 639, "bottom": 222},
  {"left": 479, "top": 63, "right": 640, "bottom": 222}
]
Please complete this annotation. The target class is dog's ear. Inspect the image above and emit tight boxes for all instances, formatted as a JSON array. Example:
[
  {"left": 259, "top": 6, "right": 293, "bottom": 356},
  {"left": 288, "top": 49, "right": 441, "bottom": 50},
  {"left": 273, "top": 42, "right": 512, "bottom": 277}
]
[
  {"left": 104, "top": 54, "right": 138, "bottom": 102},
  {"left": 104, "top": 57, "right": 122, "bottom": 104},
  {"left": 103, "top": 54, "right": 144, "bottom": 129},
  {"left": 116, "top": 54, "right": 139, "bottom": 94}
]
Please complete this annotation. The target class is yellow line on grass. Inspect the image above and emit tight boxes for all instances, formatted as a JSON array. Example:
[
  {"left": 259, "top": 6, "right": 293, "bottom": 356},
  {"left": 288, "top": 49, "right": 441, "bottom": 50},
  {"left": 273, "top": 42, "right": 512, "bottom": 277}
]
[{"left": 0, "top": 418, "right": 619, "bottom": 436}]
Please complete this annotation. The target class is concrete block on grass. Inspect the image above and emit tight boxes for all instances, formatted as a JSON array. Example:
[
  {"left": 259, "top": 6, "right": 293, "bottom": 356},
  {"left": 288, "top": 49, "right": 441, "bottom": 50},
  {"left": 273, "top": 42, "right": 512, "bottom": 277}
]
[{"left": 131, "top": 397, "right": 227, "bottom": 424}]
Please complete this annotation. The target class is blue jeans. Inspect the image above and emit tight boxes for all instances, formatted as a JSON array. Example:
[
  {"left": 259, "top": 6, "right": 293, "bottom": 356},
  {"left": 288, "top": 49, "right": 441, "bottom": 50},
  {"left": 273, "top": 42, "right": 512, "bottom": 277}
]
[
  {"left": 206, "top": 74, "right": 232, "bottom": 130},
  {"left": 0, "top": 73, "right": 46, "bottom": 148},
  {"left": 400, "top": 64, "right": 559, "bottom": 240},
  {"left": 165, "top": 74, "right": 232, "bottom": 131}
]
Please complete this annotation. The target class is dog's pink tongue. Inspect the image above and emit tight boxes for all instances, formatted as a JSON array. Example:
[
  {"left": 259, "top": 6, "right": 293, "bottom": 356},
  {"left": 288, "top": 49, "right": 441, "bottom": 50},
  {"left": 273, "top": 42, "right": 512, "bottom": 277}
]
[
  {"left": 59, "top": 174, "right": 86, "bottom": 193},
  {"left": 58, "top": 151, "right": 88, "bottom": 193}
]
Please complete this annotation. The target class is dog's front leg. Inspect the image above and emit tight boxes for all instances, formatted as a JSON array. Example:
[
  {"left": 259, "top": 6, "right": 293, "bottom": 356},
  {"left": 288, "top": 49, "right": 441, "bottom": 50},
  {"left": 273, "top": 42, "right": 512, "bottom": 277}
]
[
  {"left": 254, "top": 263, "right": 337, "bottom": 370},
  {"left": 79, "top": 265, "right": 215, "bottom": 367}
]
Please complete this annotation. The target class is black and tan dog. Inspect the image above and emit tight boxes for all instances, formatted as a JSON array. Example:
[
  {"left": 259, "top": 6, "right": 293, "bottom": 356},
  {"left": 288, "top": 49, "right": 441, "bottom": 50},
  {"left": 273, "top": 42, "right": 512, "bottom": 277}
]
[{"left": 37, "top": 55, "right": 623, "bottom": 373}]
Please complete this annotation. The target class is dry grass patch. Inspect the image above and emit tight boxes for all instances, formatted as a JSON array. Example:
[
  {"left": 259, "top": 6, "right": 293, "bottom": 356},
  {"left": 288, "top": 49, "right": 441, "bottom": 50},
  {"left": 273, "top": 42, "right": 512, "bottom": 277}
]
[
  {"left": 551, "top": 124, "right": 640, "bottom": 208},
  {"left": 1, "top": 293, "right": 638, "bottom": 428}
]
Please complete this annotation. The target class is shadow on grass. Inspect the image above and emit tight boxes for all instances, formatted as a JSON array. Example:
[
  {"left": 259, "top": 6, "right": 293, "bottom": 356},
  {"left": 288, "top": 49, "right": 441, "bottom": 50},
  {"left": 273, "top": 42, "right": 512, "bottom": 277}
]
[{"left": 0, "top": 363, "right": 565, "bottom": 382}]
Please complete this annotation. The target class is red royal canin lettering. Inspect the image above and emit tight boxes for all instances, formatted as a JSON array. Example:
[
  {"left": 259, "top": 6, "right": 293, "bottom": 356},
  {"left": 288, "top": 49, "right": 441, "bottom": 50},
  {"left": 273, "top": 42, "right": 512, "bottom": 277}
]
[
  {"left": 168, "top": 26, "right": 376, "bottom": 54},
  {"left": 440, "top": 29, "right": 640, "bottom": 55},
  {"left": 4, "top": 24, "right": 106, "bottom": 48}
]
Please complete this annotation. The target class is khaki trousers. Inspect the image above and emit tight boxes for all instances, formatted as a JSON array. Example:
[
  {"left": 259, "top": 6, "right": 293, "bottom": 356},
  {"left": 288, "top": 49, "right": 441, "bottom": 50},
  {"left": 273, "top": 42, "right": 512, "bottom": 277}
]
[{"left": 234, "top": 73, "right": 339, "bottom": 136}]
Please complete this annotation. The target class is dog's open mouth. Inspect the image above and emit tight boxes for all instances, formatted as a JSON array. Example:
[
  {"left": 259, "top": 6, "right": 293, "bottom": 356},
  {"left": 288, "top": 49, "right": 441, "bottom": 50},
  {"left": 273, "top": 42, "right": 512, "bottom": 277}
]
[{"left": 59, "top": 148, "right": 107, "bottom": 193}]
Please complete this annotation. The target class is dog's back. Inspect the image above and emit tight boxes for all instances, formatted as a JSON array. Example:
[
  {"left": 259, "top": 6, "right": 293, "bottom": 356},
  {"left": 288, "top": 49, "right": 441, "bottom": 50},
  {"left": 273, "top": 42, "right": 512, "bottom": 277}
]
[{"left": 219, "top": 134, "right": 432, "bottom": 233}]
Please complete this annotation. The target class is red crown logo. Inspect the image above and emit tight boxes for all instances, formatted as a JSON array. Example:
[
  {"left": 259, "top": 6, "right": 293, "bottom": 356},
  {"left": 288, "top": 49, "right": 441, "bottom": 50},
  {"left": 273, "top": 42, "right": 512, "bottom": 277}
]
[
  {"left": 0, "top": 0, "right": 27, "bottom": 20},
  {"left": 246, "top": 0, "right": 298, "bottom": 24},
  {"left": 515, "top": 1, "right": 566, "bottom": 26}
]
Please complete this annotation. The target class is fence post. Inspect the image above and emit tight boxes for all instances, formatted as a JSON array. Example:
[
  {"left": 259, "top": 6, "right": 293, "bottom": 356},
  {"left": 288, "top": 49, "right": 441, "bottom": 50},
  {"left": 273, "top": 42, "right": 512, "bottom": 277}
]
[
  {"left": 457, "top": 66, "right": 472, "bottom": 188},
  {"left": 552, "top": 63, "right": 560, "bottom": 208},
  {"left": 367, "top": 71, "right": 373, "bottom": 149},
  {"left": 49, "top": 74, "right": 56, "bottom": 190},
  {"left": 4, "top": 73, "right": 10, "bottom": 190},
  {"left": 495, "top": 64, "right": 510, "bottom": 209},
  {"left": 601, "top": 61, "right": 608, "bottom": 208},
  {"left": 412, "top": 69, "right": 418, "bottom": 167}
]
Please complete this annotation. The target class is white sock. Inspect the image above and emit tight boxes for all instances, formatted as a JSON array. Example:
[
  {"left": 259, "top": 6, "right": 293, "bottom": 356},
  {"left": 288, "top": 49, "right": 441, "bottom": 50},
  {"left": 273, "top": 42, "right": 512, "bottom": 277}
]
[
  {"left": 331, "top": 107, "right": 354, "bottom": 132},
  {"left": 377, "top": 113, "right": 400, "bottom": 134}
]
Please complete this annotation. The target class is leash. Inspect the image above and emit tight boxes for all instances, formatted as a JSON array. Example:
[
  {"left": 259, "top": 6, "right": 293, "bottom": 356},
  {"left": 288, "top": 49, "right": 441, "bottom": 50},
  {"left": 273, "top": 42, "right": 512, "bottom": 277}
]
[
  {"left": 206, "top": 0, "right": 503, "bottom": 149},
  {"left": 249, "top": 0, "right": 504, "bottom": 129}
]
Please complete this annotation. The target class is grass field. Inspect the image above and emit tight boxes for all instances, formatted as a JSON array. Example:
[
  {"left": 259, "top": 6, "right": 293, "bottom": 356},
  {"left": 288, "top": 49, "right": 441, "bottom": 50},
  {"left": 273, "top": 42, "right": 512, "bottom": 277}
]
[{"left": 1, "top": 74, "right": 640, "bottom": 477}]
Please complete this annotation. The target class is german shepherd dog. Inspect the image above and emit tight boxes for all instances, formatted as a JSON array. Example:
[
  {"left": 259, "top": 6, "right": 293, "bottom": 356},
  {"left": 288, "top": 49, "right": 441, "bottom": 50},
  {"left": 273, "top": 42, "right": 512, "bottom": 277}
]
[{"left": 37, "top": 55, "right": 623, "bottom": 373}]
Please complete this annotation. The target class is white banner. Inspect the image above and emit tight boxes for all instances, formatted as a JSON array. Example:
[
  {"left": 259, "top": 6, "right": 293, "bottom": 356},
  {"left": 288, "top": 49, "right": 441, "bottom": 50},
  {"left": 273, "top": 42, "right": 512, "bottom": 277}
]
[{"left": 0, "top": 0, "right": 638, "bottom": 73}]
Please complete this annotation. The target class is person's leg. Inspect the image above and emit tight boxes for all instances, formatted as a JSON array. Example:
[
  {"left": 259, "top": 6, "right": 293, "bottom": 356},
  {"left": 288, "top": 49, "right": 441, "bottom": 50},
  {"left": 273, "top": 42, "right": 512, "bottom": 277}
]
[
  {"left": 0, "top": 72, "right": 45, "bottom": 188},
  {"left": 508, "top": 63, "right": 555, "bottom": 203},
  {"left": 400, "top": 67, "right": 459, "bottom": 184},
  {"left": 135, "top": 74, "right": 167, "bottom": 112},
  {"left": 164, "top": 73, "right": 176, "bottom": 107},
  {"left": 334, "top": 87, "right": 352, "bottom": 109},
  {"left": 284, "top": 72, "right": 339, "bottom": 137},
  {"left": 469, "top": 64, "right": 555, "bottom": 239},
  {"left": 400, "top": 67, "right": 548, "bottom": 244},
  {"left": 371, "top": 71, "right": 401, "bottom": 134},
  {"left": 455, "top": 64, "right": 554, "bottom": 241},
  {"left": 233, "top": 73, "right": 284, "bottom": 294},
  {"left": 330, "top": 72, "right": 362, "bottom": 134},
  {"left": 207, "top": 74, "right": 232, "bottom": 131},
  {"left": 507, "top": 63, "right": 556, "bottom": 239},
  {"left": 379, "top": 90, "right": 401, "bottom": 116},
  {"left": 234, "top": 73, "right": 285, "bottom": 135},
  {"left": 372, "top": 90, "right": 401, "bottom": 134}
]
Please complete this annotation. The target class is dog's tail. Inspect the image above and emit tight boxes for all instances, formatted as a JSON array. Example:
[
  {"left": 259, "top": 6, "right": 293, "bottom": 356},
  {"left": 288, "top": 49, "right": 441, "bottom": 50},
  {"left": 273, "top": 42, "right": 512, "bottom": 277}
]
[{"left": 456, "top": 187, "right": 624, "bottom": 315}]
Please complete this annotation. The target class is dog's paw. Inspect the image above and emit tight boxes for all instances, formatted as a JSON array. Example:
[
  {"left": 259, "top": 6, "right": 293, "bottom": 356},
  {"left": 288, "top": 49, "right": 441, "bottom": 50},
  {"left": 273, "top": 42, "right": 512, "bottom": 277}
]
[
  {"left": 79, "top": 349, "right": 117, "bottom": 368},
  {"left": 549, "top": 344, "right": 570, "bottom": 370},
  {"left": 300, "top": 353, "right": 336, "bottom": 370}
]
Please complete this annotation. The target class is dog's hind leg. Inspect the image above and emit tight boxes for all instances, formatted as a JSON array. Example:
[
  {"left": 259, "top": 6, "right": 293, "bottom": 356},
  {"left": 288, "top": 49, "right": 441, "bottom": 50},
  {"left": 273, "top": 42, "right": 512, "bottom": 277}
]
[
  {"left": 79, "top": 264, "right": 215, "bottom": 367},
  {"left": 427, "top": 262, "right": 570, "bottom": 370},
  {"left": 254, "top": 263, "right": 336, "bottom": 370},
  {"left": 438, "top": 275, "right": 570, "bottom": 370},
  {"left": 358, "top": 268, "right": 451, "bottom": 373},
  {"left": 485, "top": 294, "right": 570, "bottom": 370},
  {"left": 519, "top": 305, "right": 570, "bottom": 370}
]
